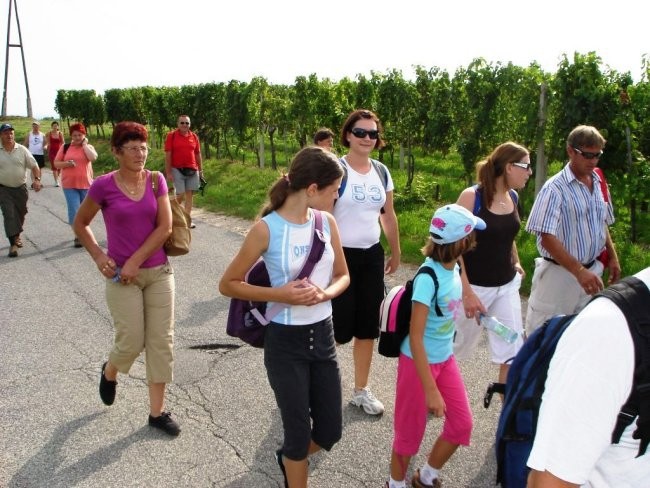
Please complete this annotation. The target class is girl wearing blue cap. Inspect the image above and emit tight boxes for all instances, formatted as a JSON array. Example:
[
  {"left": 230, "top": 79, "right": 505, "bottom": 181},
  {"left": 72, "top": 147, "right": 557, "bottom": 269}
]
[{"left": 387, "top": 204, "right": 485, "bottom": 488}]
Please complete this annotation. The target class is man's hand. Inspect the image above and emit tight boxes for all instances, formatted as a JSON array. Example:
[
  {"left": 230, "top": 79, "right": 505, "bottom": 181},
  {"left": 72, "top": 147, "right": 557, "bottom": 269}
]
[{"left": 576, "top": 267, "right": 604, "bottom": 295}]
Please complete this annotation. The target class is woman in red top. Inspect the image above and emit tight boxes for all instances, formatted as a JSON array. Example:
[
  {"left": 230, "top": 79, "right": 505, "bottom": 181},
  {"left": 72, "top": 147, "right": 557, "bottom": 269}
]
[{"left": 46, "top": 121, "right": 65, "bottom": 187}]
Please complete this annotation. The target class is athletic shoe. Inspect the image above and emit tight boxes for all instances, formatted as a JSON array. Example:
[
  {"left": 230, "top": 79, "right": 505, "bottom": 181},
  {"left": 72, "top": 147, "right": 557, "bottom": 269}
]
[
  {"left": 148, "top": 411, "right": 181, "bottom": 436},
  {"left": 275, "top": 449, "right": 288, "bottom": 488},
  {"left": 189, "top": 223, "right": 196, "bottom": 229},
  {"left": 99, "top": 361, "right": 117, "bottom": 405},
  {"left": 350, "top": 387, "right": 385, "bottom": 415},
  {"left": 411, "top": 469, "right": 442, "bottom": 488}
]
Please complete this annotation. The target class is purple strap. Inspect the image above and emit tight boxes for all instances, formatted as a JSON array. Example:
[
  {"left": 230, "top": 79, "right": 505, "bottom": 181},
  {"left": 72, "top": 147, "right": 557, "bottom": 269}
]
[{"left": 263, "top": 210, "right": 326, "bottom": 322}]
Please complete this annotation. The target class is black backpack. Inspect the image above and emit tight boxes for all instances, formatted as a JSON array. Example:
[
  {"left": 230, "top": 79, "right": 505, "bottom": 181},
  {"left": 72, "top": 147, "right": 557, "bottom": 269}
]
[
  {"left": 493, "top": 276, "right": 650, "bottom": 487},
  {"left": 62, "top": 143, "right": 71, "bottom": 159}
]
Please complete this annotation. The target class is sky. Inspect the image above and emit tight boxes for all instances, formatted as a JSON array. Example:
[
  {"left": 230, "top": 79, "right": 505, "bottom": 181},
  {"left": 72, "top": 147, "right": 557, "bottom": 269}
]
[{"left": 1, "top": 0, "right": 648, "bottom": 119}]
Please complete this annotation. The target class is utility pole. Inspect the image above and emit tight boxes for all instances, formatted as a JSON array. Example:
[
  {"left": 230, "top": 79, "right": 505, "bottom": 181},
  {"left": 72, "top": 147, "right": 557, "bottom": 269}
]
[{"left": 2, "top": 0, "right": 32, "bottom": 118}]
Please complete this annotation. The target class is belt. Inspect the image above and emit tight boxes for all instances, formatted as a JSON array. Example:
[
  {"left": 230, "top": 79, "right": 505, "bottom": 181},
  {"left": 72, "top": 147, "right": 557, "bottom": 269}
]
[{"left": 543, "top": 257, "right": 595, "bottom": 269}]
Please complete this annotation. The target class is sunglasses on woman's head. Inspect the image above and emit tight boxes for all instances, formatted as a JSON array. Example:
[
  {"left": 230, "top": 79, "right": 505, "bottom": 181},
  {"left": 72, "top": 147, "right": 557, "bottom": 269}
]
[{"left": 350, "top": 127, "right": 379, "bottom": 140}]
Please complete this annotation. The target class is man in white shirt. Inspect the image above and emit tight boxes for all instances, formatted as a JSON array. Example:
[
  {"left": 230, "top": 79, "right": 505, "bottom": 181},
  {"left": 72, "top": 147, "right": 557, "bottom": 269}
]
[
  {"left": 527, "top": 266, "right": 650, "bottom": 487},
  {"left": 24, "top": 121, "right": 46, "bottom": 170}
]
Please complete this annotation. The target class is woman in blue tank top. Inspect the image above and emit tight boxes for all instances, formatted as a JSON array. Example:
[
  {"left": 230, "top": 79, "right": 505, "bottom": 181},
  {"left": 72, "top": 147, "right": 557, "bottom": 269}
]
[{"left": 219, "top": 146, "right": 350, "bottom": 488}]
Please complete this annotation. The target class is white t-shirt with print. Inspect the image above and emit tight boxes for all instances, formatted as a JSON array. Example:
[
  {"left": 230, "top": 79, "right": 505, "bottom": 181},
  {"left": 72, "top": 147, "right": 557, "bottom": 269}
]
[{"left": 333, "top": 159, "right": 394, "bottom": 249}]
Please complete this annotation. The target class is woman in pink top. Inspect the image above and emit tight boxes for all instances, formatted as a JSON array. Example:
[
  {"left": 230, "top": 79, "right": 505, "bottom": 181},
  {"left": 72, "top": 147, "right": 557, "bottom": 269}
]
[
  {"left": 73, "top": 122, "right": 180, "bottom": 437},
  {"left": 54, "top": 123, "right": 97, "bottom": 247}
]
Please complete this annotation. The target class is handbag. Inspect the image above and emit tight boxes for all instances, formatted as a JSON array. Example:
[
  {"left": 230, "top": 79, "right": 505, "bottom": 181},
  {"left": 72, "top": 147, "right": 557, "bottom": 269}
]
[
  {"left": 152, "top": 171, "right": 192, "bottom": 256},
  {"left": 226, "top": 210, "right": 326, "bottom": 347}
]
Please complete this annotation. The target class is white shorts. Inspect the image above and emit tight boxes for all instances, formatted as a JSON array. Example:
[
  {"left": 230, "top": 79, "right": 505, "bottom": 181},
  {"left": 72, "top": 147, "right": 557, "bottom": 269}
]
[
  {"left": 525, "top": 258, "right": 603, "bottom": 336},
  {"left": 453, "top": 272, "right": 524, "bottom": 364}
]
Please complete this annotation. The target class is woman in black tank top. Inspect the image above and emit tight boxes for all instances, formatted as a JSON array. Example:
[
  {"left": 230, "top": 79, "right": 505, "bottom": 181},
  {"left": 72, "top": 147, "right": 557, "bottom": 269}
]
[{"left": 454, "top": 142, "right": 532, "bottom": 385}]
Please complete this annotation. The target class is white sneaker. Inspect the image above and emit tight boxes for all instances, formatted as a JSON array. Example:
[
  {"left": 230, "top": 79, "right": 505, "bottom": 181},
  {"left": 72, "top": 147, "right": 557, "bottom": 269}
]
[{"left": 350, "top": 387, "right": 384, "bottom": 415}]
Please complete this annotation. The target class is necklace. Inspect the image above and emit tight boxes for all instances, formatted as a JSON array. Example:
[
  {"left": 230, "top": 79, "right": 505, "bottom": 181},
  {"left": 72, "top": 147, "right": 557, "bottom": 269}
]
[{"left": 116, "top": 171, "right": 143, "bottom": 195}]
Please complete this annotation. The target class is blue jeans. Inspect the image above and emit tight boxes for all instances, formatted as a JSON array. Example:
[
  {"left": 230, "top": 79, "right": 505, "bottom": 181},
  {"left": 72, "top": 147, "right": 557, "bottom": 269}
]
[{"left": 63, "top": 188, "right": 88, "bottom": 225}]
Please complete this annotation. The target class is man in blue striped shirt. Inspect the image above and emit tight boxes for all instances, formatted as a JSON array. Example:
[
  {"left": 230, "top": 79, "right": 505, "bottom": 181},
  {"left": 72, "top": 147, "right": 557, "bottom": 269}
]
[{"left": 525, "top": 125, "right": 621, "bottom": 335}]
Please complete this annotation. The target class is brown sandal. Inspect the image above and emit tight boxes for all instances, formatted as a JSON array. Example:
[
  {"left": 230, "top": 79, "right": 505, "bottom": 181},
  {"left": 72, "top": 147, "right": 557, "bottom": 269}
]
[{"left": 14, "top": 236, "right": 23, "bottom": 248}]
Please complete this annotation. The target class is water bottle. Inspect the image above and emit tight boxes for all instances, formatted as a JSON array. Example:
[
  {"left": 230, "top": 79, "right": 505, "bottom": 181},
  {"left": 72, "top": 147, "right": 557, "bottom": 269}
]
[{"left": 479, "top": 313, "right": 519, "bottom": 344}]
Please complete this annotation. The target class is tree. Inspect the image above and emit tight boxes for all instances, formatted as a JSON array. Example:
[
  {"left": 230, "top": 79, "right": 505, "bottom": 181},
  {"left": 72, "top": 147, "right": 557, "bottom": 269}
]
[
  {"left": 414, "top": 66, "right": 455, "bottom": 155},
  {"left": 452, "top": 59, "right": 502, "bottom": 181}
]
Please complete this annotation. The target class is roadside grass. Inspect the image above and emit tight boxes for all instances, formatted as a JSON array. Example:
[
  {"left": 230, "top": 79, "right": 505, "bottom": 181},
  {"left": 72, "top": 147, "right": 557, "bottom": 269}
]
[{"left": 5, "top": 116, "right": 648, "bottom": 294}]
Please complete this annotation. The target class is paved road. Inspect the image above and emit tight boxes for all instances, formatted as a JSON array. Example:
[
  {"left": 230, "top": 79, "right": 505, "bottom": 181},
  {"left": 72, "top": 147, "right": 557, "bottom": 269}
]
[{"left": 0, "top": 173, "right": 503, "bottom": 487}]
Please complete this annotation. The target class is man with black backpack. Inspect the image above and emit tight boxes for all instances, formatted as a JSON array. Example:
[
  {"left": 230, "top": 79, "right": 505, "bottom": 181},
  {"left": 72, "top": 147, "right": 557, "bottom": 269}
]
[{"left": 526, "top": 266, "right": 650, "bottom": 487}]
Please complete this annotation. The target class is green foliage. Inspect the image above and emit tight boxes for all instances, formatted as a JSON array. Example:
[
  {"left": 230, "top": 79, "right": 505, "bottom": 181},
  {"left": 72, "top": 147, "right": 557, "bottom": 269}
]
[
  {"left": 548, "top": 52, "right": 632, "bottom": 172},
  {"left": 195, "top": 160, "right": 282, "bottom": 220},
  {"left": 55, "top": 89, "right": 106, "bottom": 131},
  {"left": 49, "top": 52, "right": 650, "bottom": 273}
]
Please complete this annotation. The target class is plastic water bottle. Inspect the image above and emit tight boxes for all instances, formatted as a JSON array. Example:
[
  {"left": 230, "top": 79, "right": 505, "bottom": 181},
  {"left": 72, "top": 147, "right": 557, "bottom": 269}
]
[{"left": 479, "top": 313, "right": 519, "bottom": 344}]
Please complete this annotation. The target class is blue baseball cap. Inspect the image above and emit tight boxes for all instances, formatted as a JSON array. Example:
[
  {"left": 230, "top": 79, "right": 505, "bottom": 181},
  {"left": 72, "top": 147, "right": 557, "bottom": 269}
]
[
  {"left": 0, "top": 123, "right": 14, "bottom": 132},
  {"left": 429, "top": 203, "right": 486, "bottom": 244}
]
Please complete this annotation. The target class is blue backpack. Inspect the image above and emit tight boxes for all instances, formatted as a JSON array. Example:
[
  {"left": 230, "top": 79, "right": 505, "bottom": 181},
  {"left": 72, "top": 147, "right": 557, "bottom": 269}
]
[{"left": 493, "top": 276, "right": 650, "bottom": 487}]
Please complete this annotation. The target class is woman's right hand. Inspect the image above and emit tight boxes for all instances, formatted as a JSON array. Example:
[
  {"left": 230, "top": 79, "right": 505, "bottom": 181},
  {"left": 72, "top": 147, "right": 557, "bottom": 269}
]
[
  {"left": 95, "top": 254, "right": 117, "bottom": 279},
  {"left": 462, "top": 291, "right": 486, "bottom": 322}
]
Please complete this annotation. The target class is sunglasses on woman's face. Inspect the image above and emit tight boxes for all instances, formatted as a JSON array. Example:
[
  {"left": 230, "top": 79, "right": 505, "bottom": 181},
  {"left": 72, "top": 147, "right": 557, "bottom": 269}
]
[
  {"left": 511, "top": 161, "right": 532, "bottom": 170},
  {"left": 350, "top": 127, "right": 379, "bottom": 140}
]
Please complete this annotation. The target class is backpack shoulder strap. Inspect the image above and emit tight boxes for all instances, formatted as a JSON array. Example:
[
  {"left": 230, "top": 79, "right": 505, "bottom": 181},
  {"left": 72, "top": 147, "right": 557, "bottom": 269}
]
[
  {"left": 472, "top": 185, "right": 482, "bottom": 215},
  {"left": 264, "top": 210, "right": 326, "bottom": 321},
  {"left": 509, "top": 189, "right": 518, "bottom": 206},
  {"left": 296, "top": 209, "right": 325, "bottom": 280},
  {"left": 472, "top": 185, "right": 518, "bottom": 215},
  {"left": 414, "top": 266, "right": 443, "bottom": 317},
  {"left": 371, "top": 158, "right": 389, "bottom": 190},
  {"left": 151, "top": 170, "right": 159, "bottom": 195},
  {"left": 599, "top": 276, "right": 650, "bottom": 456},
  {"left": 338, "top": 157, "right": 349, "bottom": 198},
  {"left": 62, "top": 142, "right": 71, "bottom": 159},
  {"left": 338, "top": 157, "right": 388, "bottom": 197},
  {"left": 594, "top": 167, "right": 610, "bottom": 204}
]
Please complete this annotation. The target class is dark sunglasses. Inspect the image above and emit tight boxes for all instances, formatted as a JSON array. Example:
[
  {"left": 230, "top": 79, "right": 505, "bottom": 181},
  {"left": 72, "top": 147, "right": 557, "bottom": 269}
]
[
  {"left": 572, "top": 146, "right": 603, "bottom": 160},
  {"left": 511, "top": 161, "right": 532, "bottom": 170},
  {"left": 350, "top": 127, "right": 379, "bottom": 140},
  {"left": 179, "top": 121, "right": 190, "bottom": 125}
]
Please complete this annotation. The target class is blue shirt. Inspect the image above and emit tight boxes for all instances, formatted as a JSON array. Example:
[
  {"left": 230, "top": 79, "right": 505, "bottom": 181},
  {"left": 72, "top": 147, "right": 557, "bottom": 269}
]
[
  {"left": 400, "top": 258, "right": 462, "bottom": 364},
  {"left": 526, "top": 164, "right": 614, "bottom": 263}
]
